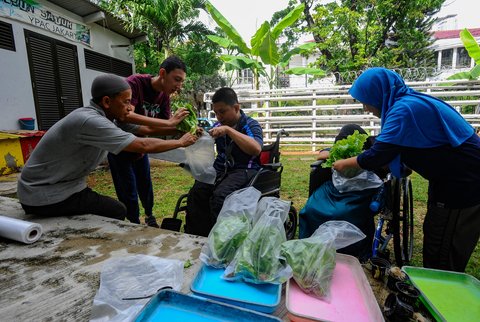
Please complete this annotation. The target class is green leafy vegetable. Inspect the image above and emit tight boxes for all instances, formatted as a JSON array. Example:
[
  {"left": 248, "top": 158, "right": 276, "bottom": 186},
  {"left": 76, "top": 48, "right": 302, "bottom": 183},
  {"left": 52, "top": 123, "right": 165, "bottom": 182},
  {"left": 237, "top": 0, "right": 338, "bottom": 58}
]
[
  {"left": 229, "top": 224, "right": 285, "bottom": 283},
  {"left": 208, "top": 215, "right": 250, "bottom": 266},
  {"left": 322, "top": 130, "right": 368, "bottom": 168},
  {"left": 281, "top": 239, "right": 336, "bottom": 298},
  {"left": 172, "top": 102, "right": 197, "bottom": 134}
]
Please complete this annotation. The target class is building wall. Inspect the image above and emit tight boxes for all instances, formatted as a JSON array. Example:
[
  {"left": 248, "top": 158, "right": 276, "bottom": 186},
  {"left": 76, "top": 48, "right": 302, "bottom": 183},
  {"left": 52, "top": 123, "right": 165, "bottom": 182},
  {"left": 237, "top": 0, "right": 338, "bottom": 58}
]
[{"left": 0, "top": 0, "right": 135, "bottom": 130}]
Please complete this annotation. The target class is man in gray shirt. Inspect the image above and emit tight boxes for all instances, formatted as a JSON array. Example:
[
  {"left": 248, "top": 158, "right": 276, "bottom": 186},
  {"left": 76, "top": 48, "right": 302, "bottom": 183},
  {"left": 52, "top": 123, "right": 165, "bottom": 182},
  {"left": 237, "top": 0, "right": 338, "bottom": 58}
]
[{"left": 17, "top": 74, "right": 197, "bottom": 220}]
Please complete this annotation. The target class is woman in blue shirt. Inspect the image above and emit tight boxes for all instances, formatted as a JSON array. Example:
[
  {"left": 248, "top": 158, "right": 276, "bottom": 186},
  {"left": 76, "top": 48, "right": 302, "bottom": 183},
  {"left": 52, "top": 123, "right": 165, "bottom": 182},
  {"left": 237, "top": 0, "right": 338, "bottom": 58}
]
[{"left": 333, "top": 68, "right": 480, "bottom": 272}]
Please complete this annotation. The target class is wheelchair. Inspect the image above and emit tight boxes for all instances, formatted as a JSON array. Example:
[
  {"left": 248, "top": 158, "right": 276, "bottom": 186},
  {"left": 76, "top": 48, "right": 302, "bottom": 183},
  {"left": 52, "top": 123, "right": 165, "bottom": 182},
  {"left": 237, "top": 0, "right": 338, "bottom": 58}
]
[
  {"left": 161, "top": 129, "right": 298, "bottom": 240},
  {"left": 308, "top": 160, "right": 414, "bottom": 267}
]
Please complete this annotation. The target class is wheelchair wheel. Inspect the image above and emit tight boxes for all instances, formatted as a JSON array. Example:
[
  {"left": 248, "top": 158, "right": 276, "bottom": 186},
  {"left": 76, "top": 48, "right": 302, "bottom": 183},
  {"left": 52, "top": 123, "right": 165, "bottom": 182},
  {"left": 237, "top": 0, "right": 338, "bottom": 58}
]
[
  {"left": 391, "top": 177, "right": 414, "bottom": 266},
  {"left": 285, "top": 205, "right": 297, "bottom": 240}
]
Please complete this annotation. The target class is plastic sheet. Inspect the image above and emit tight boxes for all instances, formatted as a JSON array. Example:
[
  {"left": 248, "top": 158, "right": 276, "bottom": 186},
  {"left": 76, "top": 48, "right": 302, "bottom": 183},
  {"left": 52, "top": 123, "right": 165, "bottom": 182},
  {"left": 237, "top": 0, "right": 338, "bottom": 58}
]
[{"left": 0, "top": 215, "right": 42, "bottom": 244}]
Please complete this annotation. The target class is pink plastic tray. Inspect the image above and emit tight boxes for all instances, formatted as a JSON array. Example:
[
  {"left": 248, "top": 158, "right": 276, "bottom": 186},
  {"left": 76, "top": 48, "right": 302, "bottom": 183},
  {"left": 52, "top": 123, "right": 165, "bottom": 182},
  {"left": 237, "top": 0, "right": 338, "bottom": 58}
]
[{"left": 286, "top": 254, "right": 384, "bottom": 322}]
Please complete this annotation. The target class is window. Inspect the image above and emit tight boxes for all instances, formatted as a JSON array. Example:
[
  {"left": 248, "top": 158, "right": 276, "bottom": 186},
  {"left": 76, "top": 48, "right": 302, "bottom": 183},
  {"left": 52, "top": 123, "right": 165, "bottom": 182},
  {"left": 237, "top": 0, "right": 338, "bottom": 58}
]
[
  {"left": 0, "top": 21, "right": 15, "bottom": 51},
  {"left": 456, "top": 47, "right": 471, "bottom": 68},
  {"left": 84, "top": 49, "right": 133, "bottom": 77},
  {"left": 237, "top": 69, "right": 253, "bottom": 84},
  {"left": 440, "top": 48, "right": 453, "bottom": 68}
]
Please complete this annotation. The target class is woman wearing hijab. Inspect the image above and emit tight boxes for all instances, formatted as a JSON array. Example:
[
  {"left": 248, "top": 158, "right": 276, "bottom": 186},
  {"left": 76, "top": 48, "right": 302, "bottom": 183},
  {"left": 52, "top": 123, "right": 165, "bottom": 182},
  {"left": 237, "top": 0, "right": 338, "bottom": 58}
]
[{"left": 333, "top": 67, "right": 480, "bottom": 272}]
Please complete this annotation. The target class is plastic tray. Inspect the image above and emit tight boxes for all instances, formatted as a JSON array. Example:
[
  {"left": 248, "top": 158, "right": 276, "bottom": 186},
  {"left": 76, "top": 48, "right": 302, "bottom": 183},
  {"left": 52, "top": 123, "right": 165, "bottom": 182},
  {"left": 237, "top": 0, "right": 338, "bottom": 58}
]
[
  {"left": 286, "top": 253, "right": 384, "bottom": 322},
  {"left": 403, "top": 266, "right": 480, "bottom": 322},
  {"left": 190, "top": 264, "right": 281, "bottom": 313},
  {"left": 134, "top": 289, "right": 282, "bottom": 322}
]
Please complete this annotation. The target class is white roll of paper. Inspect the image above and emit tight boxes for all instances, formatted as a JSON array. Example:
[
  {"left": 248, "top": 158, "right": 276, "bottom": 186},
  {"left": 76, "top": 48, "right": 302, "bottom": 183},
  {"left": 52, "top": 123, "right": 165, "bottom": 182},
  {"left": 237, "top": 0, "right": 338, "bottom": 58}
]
[{"left": 0, "top": 215, "right": 43, "bottom": 244}]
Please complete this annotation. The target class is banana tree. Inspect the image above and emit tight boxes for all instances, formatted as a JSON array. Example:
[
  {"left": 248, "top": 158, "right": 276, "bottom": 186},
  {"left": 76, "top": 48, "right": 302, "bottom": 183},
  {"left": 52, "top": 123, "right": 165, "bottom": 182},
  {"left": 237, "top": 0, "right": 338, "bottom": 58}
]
[
  {"left": 447, "top": 28, "right": 480, "bottom": 80},
  {"left": 204, "top": 1, "right": 323, "bottom": 89}
]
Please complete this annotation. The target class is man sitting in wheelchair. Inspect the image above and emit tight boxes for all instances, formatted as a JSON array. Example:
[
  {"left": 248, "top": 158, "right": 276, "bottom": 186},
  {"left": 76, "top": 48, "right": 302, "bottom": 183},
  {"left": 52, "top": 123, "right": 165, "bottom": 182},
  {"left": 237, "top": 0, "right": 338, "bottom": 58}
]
[
  {"left": 301, "top": 124, "right": 385, "bottom": 262},
  {"left": 185, "top": 87, "right": 263, "bottom": 237}
]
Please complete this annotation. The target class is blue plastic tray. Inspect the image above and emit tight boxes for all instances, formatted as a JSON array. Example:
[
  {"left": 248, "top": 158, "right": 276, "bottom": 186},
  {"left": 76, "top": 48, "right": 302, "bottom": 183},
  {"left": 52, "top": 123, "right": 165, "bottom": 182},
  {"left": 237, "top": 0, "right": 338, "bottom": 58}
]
[
  {"left": 190, "top": 264, "right": 282, "bottom": 313},
  {"left": 134, "top": 289, "right": 282, "bottom": 322}
]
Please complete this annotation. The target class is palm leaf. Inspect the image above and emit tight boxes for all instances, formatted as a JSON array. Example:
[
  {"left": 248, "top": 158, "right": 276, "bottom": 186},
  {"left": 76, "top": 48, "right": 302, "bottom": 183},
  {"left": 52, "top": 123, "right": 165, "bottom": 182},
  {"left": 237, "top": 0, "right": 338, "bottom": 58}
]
[{"left": 271, "top": 3, "right": 305, "bottom": 40}]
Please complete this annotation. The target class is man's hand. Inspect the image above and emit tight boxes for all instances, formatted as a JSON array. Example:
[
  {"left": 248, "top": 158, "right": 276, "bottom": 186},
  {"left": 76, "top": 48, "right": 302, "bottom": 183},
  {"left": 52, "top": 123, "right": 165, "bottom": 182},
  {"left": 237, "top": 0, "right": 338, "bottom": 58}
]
[
  {"left": 169, "top": 108, "right": 189, "bottom": 126},
  {"left": 178, "top": 132, "right": 197, "bottom": 147},
  {"left": 209, "top": 126, "right": 230, "bottom": 139}
]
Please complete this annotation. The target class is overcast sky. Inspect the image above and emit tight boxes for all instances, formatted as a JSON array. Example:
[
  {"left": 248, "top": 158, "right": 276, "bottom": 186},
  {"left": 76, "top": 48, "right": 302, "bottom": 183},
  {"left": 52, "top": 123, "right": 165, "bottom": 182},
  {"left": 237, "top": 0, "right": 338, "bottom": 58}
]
[{"left": 205, "top": 0, "right": 478, "bottom": 40}]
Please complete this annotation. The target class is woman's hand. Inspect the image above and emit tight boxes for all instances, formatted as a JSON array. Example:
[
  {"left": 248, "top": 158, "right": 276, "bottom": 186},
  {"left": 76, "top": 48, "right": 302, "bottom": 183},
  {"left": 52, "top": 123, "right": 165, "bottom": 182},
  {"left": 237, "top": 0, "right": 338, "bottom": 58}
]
[{"left": 332, "top": 157, "right": 359, "bottom": 173}]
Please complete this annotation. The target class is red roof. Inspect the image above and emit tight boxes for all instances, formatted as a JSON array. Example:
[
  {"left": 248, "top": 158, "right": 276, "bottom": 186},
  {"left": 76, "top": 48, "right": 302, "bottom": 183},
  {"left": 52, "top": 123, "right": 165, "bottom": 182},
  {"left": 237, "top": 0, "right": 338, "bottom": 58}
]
[{"left": 433, "top": 28, "right": 480, "bottom": 40}]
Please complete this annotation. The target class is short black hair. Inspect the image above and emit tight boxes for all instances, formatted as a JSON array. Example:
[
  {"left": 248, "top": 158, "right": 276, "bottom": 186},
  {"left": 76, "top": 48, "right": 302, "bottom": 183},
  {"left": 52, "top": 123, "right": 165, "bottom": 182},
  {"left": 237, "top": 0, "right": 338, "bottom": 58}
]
[
  {"left": 160, "top": 55, "right": 187, "bottom": 74},
  {"left": 92, "top": 92, "right": 122, "bottom": 105},
  {"left": 212, "top": 87, "right": 238, "bottom": 106}
]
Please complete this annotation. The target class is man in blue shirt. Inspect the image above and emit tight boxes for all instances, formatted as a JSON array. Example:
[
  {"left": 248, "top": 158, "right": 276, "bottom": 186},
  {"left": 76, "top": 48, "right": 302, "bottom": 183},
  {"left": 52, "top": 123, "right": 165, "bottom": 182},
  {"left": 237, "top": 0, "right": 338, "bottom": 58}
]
[{"left": 185, "top": 87, "right": 263, "bottom": 237}]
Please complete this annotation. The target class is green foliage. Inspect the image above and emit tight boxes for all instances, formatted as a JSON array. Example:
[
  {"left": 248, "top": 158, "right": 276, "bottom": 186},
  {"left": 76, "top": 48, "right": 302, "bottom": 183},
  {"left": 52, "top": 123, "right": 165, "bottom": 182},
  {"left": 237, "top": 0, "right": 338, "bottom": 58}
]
[
  {"left": 448, "top": 29, "right": 480, "bottom": 80},
  {"left": 322, "top": 130, "right": 368, "bottom": 168},
  {"left": 273, "top": 0, "right": 443, "bottom": 75},
  {"left": 203, "top": 1, "right": 323, "bottom": 89}
]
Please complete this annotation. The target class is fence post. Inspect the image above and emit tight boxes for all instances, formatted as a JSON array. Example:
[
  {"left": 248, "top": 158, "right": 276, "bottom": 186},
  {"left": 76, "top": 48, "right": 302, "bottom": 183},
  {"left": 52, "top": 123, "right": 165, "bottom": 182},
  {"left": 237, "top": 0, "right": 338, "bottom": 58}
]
[
  {"left": 312, "top": 91, "right": 317, "bottom": 152},
  {"left": 265, "top": 97, "right": 271, "bottom": 142}
]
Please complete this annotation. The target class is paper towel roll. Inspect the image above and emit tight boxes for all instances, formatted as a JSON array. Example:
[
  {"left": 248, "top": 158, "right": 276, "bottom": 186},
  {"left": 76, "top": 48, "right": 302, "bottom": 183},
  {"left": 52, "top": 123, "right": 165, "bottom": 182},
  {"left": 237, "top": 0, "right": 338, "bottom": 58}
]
[{"left": 0, "top": 215, "right": 43, "bottom": 244}]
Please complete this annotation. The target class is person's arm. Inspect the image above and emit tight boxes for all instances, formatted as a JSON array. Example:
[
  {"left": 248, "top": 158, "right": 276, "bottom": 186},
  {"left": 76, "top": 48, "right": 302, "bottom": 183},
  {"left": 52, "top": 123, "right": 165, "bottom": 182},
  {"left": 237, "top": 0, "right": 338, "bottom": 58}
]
[
  {"left": 135, "top": 125, "right": 180, "bottom": 136},
  {"left": 209, "top": 126, "right": 261, "bottom": 156},
  {"left": 124, "top": 108, "right": 189, "bottom": 127},
  {"left": 123, "top": 132, "right": 197, "bottom": 153}
]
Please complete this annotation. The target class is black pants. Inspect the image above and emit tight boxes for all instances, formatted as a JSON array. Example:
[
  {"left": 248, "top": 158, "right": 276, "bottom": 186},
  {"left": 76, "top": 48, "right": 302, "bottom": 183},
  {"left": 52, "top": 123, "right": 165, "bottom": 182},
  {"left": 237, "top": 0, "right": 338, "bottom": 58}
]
[
  {"left": 21, "top": 187, "right": 126, "bottom": 221},
  {"left": 185, "top": 169, "right": 257, "bottom": 237},
  {"left": 423, "top": 202, "right": 480, "bottom": 272}
]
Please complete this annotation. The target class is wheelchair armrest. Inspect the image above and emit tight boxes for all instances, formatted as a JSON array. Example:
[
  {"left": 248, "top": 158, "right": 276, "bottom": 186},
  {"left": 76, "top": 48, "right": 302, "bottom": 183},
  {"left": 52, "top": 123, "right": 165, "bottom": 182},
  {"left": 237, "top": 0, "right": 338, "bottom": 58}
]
[
  {"left": 262, "top": 162, "right": 282, "bottom": 170},
  {"left": 310, "top": 160, "right": 326, "bottom": 169}
]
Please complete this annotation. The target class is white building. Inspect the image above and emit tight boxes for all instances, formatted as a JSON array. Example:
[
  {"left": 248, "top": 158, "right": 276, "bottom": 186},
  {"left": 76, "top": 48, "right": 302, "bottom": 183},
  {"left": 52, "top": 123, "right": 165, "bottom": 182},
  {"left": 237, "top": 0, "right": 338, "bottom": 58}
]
[
  {"left": 431, "top": 27, "right": 480, "bottom": 79},
  {"left": 0, "top": 0, "right": 144, "bottom": 130}
]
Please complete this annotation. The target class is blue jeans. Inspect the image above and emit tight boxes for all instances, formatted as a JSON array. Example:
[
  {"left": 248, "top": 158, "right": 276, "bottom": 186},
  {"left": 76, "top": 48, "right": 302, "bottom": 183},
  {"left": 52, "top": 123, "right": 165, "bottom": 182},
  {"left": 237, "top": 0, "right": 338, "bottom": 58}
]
[{"left": 107, "top": 152, "right": 154, "bottom": 224}]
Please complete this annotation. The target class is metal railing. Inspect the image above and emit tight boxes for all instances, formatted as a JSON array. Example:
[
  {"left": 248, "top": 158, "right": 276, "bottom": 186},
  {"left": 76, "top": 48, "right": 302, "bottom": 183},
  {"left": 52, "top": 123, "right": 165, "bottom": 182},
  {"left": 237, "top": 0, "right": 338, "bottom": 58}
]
[{"left": 204, "top": 79, "right": 480, "bottom": 151}]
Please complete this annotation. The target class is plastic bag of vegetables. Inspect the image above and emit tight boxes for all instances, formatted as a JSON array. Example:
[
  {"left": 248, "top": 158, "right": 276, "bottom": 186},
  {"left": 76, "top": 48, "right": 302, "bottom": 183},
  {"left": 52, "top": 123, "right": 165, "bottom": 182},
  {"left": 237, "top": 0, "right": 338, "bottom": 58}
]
[
  {"left": 223, "top": 198, "right": 292, "bottom": 284},
  {"left": 281, "top": 221, "right": 366, "bottom": 300},
  {"left": 200, "top": 187, "right": 262, "bottom": 268}
]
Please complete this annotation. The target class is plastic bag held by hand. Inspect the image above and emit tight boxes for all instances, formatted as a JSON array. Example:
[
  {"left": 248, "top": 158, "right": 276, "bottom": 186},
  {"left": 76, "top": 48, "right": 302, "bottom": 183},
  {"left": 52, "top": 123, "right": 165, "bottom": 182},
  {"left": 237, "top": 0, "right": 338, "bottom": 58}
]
[
  {"left": 281, "top": 221, "right": 365, "bottom": 299},
  {"left": 184, "top": 133, "right": 216, "bottom": 184},
  {"left": 200, "top": 187, "right": 262, "bottom": 268},
  {"left": 332, "top": 169, "right": 383, "bottom": 193}
]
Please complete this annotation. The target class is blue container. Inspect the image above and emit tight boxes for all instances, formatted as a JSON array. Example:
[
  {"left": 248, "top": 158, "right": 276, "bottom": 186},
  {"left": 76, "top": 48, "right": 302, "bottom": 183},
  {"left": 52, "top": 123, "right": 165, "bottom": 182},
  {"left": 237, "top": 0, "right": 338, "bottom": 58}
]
[
  {"left": 190, "top": 264, "right": 282, "bottom": 313},
  {"left": 134, "top": 289, "right": 282, "bottom": 322},
  {"left": 18, "top": 118, "right": 35, "bottom": 130}
]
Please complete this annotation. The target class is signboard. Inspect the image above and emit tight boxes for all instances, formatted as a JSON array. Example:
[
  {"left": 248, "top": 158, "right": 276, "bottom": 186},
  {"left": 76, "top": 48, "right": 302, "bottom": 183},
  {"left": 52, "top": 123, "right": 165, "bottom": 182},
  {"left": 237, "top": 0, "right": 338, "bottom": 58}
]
[{"left": 0, "top": 0, "right": 91, "bottom": 46}]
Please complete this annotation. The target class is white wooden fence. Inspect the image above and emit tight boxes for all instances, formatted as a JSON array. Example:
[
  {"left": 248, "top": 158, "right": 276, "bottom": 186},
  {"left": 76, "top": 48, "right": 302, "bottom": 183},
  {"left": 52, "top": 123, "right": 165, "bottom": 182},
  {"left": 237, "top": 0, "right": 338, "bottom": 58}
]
[{"left": 204, "top": 79, "right": 480, "bottom": 151}]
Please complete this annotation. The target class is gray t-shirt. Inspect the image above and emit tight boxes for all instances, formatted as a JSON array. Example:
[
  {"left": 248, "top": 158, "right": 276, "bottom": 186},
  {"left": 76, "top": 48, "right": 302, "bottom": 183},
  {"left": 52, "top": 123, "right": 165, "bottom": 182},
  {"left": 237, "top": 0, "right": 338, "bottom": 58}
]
[{"left": 17, "top": 102, "right": 139, "bottom": 206}]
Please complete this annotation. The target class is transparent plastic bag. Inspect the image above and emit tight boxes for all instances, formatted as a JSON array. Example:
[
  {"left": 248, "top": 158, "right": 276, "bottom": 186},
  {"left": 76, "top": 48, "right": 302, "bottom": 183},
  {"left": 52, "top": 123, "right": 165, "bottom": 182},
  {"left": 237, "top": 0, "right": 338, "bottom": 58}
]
[
  {"left": 200, "top": 187, "right": 262, "bottom": 268},
  {"left": 253, "top": 197, "right": 291, "bottom": 225},
  {"left": 90, "top": 255, "right": 184, "bottom": 322},
  {"left": 223, "top": 198, "right": 292, "bottom": 284},
  {"left": 281, "top": 221, "right": 365, "bottom": 300},
  {"left": 332, "top": 169, "right": 383, "bottom": 193},
  {"left": 184, "top": 133, "right": 216, "bottom": 184}
]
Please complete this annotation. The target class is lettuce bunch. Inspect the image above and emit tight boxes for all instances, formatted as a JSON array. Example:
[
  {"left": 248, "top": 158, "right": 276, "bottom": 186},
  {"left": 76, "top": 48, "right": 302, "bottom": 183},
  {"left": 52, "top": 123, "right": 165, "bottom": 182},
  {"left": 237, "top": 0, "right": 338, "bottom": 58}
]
[
  {"left": 322, "top": 130, "right": 368, "bottom": 168},
  {"left": 172, "top": 102, "right": 197, "bottom": 134}
]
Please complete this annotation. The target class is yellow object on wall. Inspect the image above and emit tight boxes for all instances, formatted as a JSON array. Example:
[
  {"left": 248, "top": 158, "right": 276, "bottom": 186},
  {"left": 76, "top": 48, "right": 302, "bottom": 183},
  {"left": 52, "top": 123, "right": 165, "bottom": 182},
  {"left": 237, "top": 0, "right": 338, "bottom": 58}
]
[{"left": 0, "top": 133, "right": 24, "bottom": 175}]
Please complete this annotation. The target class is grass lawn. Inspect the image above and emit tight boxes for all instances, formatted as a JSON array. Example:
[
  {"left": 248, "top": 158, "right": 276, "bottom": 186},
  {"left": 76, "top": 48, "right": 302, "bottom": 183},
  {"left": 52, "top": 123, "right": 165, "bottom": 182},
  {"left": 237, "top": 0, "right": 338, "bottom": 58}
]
[{"left": 87, "top": 153, "right": 479, "bottom": 279}]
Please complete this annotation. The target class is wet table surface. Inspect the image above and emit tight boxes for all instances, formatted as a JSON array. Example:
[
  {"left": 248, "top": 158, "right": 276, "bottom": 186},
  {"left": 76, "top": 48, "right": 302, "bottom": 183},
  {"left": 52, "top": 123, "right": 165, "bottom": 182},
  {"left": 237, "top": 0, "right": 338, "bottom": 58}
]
[{"left": 0, "top": 196, "right": 389, "bottom": 321}]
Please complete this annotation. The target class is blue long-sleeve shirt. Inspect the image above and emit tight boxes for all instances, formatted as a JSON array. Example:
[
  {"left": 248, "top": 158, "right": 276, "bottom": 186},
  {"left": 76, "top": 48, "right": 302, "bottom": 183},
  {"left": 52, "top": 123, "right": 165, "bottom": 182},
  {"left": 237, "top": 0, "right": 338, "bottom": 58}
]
[{"left": 357, "top": 134, "right": 480, "bottom": 209}]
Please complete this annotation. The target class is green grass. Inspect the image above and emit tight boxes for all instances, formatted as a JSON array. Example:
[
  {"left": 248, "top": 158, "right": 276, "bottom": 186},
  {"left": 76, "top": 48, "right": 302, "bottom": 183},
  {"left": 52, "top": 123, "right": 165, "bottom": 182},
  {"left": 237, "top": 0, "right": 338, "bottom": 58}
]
[{"left": 87, "top": 154, "right": 479, "bottom": 279}]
